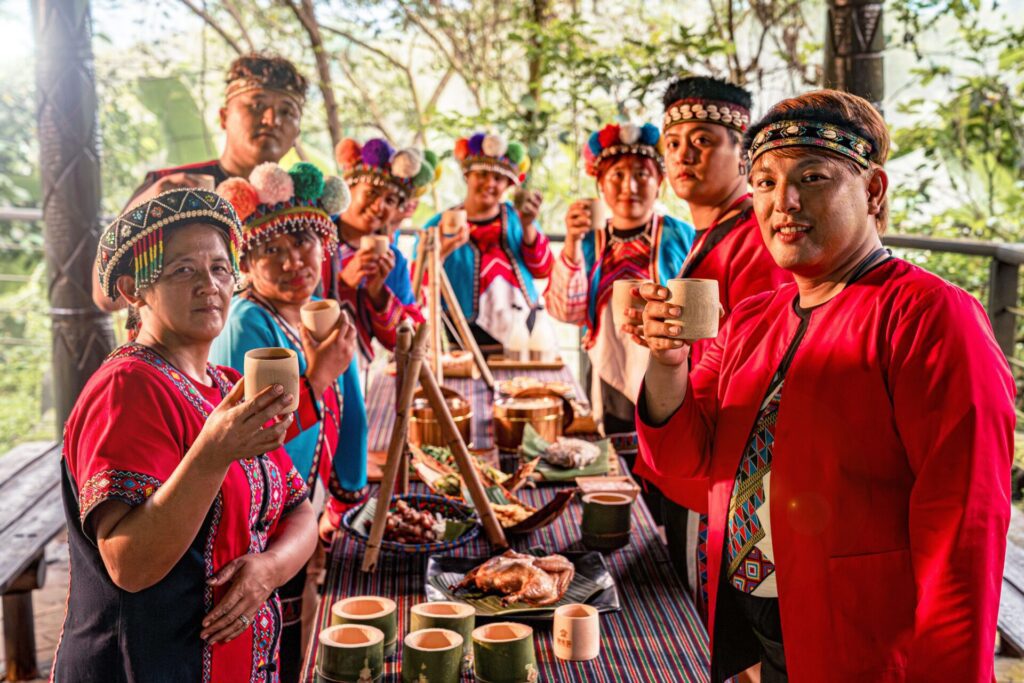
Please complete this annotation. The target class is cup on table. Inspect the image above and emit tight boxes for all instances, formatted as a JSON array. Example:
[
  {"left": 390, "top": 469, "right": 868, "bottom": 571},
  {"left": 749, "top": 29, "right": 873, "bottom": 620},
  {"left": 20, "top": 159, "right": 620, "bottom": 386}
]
[
  {"left": 331, "top": 596, "right": 399, "bottom": 658},
  {"left": 471, "top": 622, "right": 538, "bottom": 683},
  {"left": 301, "top": 299, "right": 341, "bottom": 342},
  {"left": 552, "top": 603, "right": 600, "bottom": 662},
  {"left": 243, "top": 347, "right": 300, "bottom": 412},
  {"left": 580, "top": 492, "right": 633, "bottom": 553},
  {"left": 441, "top": 209, "right": 468, "bottom": 238},
  {"left": 586, "top": 197, "right": 608, "bottom": 231},
  {"left": 409, "top": 601, "right": 475, "bottom": 672},
  {"left": 665, "top": 278, "right": 721, "bottom": 340},
  {"left": 401, "top": 628, "right": 463, "bottom": 683},
  {"left": 317, "top": 624, "right": 385, "bottom": 683},
  {"left": 611, "top": 279, "right": 646, "bottom": 330},
  {"left": 360, "top": 234, "right": 390, "bottom": 256}
]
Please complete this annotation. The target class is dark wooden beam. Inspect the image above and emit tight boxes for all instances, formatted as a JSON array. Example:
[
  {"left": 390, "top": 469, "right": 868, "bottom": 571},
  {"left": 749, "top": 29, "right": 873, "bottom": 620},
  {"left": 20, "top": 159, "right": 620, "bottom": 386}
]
[{"left": 824, "top": 0, "right": 885, "bottom": 109}]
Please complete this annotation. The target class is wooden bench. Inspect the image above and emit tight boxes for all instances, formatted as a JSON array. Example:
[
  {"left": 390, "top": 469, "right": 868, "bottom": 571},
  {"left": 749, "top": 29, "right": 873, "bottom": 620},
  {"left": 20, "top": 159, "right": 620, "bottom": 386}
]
[{"left": 0, "top": 441, "right": 65, "bottom": 681}]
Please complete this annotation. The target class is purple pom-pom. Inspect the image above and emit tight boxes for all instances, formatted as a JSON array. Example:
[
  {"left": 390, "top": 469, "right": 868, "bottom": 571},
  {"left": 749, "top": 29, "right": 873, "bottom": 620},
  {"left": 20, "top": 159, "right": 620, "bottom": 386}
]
[
  {"left": 468, "top": 133, "right": 486, "bottom": 156},
  {"left": 639, "top": 123, "right": 660, "bottom": 146},
  {"left": 361, "top": 138, "right": 394, "bottom": 168},
  {"left": 587, "top": 132, "right": 603, "bottom": 156}
]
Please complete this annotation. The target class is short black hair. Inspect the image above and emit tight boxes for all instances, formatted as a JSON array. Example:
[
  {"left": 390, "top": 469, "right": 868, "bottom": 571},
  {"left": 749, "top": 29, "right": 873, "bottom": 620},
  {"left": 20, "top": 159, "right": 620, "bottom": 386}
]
[
  {"left": 743, "top": 105, "right": 879, "bottom": 160},
  {"left": 225, "top": 52, "right": 308, "bottom": 100},
  {"left": 662, "top": 76, "right": 752, "bottom": 112}
]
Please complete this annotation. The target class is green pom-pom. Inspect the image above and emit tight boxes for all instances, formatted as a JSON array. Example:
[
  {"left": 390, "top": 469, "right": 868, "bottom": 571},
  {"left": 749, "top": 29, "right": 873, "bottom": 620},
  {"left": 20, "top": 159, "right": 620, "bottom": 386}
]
[
  {"left": 411, "top": 160, "right": 435, "bottom": 188},
  {"left": 289, "top": 162, "right": 325, "bottom": 201},
  {"left": 423, "top": 150, "right": 439, "bottom": 168},
  {"left": 506, "top": 141, "right": 526, "bottom": 164}
]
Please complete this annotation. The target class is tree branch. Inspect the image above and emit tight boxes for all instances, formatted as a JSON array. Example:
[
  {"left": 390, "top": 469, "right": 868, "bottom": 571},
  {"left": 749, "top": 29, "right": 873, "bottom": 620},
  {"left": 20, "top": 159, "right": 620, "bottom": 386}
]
[
  {"left": 222, "top": 0, "right": 255, "bottom": 52},
  {"left": 282, "top": 0, "right": 343, "bottom": 148},
  {"left": 176, "top": 0, "right": 244, "bottom": 54},
  {"left": 336, "top": 50, "right": 400, "bottom": 143}
]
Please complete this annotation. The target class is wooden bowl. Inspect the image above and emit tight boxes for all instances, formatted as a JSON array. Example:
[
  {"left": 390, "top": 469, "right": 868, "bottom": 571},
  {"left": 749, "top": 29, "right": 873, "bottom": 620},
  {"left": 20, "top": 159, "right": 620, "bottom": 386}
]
[{"left": 409, "top": 386, "right": 472, "bottom": 448}]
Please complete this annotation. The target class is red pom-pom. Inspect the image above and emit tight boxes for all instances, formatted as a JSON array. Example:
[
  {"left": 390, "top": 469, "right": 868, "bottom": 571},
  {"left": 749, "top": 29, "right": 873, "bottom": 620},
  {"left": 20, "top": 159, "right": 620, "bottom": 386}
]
[
  {"left": 215, "top": 178, "right": 259, "bottom": 222},
  {"left": 597, "top": 124, "right": 620, "bottom": 149},
  {"left": 335, "top": 138, "right": 362, "bottom": 170},
  {"left": 518, "top": 173, "right": 526, "bottom": 183},
  {"left": 454, "top": 138, "right": 470, "bottom": 161}
]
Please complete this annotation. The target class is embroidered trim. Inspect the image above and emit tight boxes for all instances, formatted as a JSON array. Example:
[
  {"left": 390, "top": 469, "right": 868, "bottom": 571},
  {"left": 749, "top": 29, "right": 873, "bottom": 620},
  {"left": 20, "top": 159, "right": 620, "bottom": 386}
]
[
  {"left": 283, "top": 466, "right": 310, "bottom": 513},
  {"left": 748, "top": 120, "right": 873, "bottom": 168},
  {"left": 78, "top": 469, "right": 162, "bottom": 521}
]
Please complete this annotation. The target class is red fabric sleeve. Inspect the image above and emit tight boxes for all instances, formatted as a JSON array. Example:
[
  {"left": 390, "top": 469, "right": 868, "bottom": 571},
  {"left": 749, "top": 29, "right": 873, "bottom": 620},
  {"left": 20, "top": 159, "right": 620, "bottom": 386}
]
[
  {"left": 887, "top": 285, "right": 1015, "bottom": 680},
  {"left": 521, "top": 230, "right": 554, "bottom": 278},
  {"left": 366, "top": 286, "right": 405, "bottom": 351},
  {"left": 287, "top": 376, "right": 322, "bottom": 442}
]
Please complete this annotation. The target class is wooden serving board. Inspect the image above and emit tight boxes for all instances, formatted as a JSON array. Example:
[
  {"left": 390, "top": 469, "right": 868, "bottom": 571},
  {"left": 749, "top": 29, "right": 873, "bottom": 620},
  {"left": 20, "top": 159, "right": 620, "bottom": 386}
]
[{"left": 486, "top": 355, "right": 564, "bottom": 370}]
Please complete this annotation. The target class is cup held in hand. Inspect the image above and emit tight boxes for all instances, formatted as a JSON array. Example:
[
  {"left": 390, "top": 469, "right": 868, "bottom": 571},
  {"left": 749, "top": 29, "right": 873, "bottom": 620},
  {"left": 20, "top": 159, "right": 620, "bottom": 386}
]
[
  {"left": 301, "top": 299, "right": 341, "bottom": 342},
  {"left": 587, "top": 197, "right": 608, "bottom": 231},
  {"left": 665, "top": 278, "right": 720, "bottom": 340},
  {"left": 359, "top": 235, "right": 390, "bottom": 256},
  {"left": 243, "top": 347, "right": 300, "bottom": 413},
  {"left": 441, "top": 209, "right": 468, "bottom": 238},
  {"left": 611, "top": 279, "right": 646, "bottom": 330}
]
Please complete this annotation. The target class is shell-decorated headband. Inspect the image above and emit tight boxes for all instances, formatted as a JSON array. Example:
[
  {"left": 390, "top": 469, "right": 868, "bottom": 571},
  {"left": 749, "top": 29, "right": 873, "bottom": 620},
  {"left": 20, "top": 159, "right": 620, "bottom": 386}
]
[
  {"left": 663, "top": 98, "right": 751, "bottom": 134},
  {"left": 335, "top": 138, "right": 439, "bottom": 200},
  {"left": 97, "top": 188, "right": 244, "bottom": 301},
  {"left": 747, "top": 120, "right": 874, "bottom": 169},
  {"left": 216, "top": 161, "right": 348, "bottom": 258},
  {"left": 454, "top": 132, "right": 530, "bottom": 186},
  {"left": 584, "top": 122, "right": 663, "bottom": 177}
]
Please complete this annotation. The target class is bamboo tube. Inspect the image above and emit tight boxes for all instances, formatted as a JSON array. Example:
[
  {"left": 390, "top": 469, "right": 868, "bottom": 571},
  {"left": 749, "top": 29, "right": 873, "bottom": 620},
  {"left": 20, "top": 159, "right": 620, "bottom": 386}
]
[
  {"left": 438, "top": 268, "right": 495, "bottom": 390},
  {"left": 411, "top": 230, "right": 428, "bottom": 300},
  {"left": 394, "top": 322, "right": 413, "bottom": 494},
  {"left": 361, "top": 324, "right": 431, "bottom": 573},
  {"left": 429, "top": 225, "right": 444, "bottom": 384},
  {"left": 417, "top": 364, "right": 508, "bottom": 548}
]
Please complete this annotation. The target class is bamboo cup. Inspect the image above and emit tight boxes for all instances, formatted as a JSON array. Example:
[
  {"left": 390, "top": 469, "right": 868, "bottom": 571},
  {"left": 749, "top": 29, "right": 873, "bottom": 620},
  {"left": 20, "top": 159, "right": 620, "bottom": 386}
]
[
  {"left": 331, "top": 596, "right": 399, "bottom": 658},
  {"left": 553, "top": 603, "right": 600, "bottom": 662},
  {"left": 401, "top": 628, "right": 463, "bottom": 683},
  {"left": 441, "top": 209, "right": 468, "bottom": 238},
  {"left": 665, "top": 278, "right": 721, "bottom": 340},
  {"left": 360, "top": 234, "right": 390, "bottom": 256},
  {"left": 243, "top": 347, "right": 299, "bottom": 412},
  {"left": 301, "top": 299, "right": 341, "bottom": 342},
  {"left": 409, "top": 601, "right": 476, "bottom": 672},
  {"left": 588, "top": 197, "right": 608, "bottom": 231},
  {"left": 472, "top": 622, "right": 537, "bottom": 683},
  {"left": 611, "top": 279, "right": 646, "bottom": 330},
  {"left": 317, "top": 624, "right": 384, "bottom": 682}
]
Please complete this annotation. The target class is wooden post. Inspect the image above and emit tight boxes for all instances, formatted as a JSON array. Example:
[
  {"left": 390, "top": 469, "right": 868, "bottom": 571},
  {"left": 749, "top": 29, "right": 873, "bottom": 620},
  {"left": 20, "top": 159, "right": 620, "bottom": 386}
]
[
  {"left": 411, "top": 231, "right": 428, "bottom": 300},
  {"left": 428, "top": 225, "right": 444, "bottom": 384},
  {"left": 824, "top": 0, "right": 885, "bottom": 110},
  {"left": 989, "top": 257, "right": 1019, "bottom": 358},
  {"left": 361, "top": 324, "right": 431, "bottom": 573},
  {"left": 394, "top": 323, "right": 413, "bottom": 493},
  {"left": 32, "top": 0, "right": 115, "bottom": 432},
  {"left": 2, "top": 557, "right": 46, "bottom": 682},
  {"left": 438, "top": 269, "right": 495, "bottom": 389},
  {"left": 417, "top": 365, "right": 507, "bottom": 548}
]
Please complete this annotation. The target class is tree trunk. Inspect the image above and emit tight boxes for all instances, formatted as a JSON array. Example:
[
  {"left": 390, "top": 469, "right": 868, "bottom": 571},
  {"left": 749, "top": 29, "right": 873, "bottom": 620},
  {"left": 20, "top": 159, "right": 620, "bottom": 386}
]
[
  {"left": 824, "top": 0, "right": 885, "bottom": 110},
  {"left": 32, "top": 0, "right": 115, "bottom": 433},
  {"left": 292, "top": 0, "right": 342, "bottom": 149},
  {"left": 526, "top": 0, "right": 551, "bottom": 143}
]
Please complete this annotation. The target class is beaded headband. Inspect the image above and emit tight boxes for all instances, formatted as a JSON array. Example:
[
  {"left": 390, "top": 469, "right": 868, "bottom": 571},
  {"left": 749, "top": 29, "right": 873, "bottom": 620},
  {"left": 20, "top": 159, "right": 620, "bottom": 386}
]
[
  {"left": 455, "top": 132, "right": 530, "bottom": 186},
  {"left": 98, "top": 189, "right": 243, "bottom": 301},
  {"left": 663, "top": 98, "right": 752, "bottom": 134},
  {"left": 584, "top": 123, "right": 664, "bottom": 177},
  {"left": 335, "top": 138, "right": 438, "bottom": 200},
  {"left": 217, "top": 162, "right": 346, "bottom": 259},
  {"left": 747, "top": 120, "right": 874, "bottom": 169},
  {"left": 224, "top": 77, "right": 305, "bottom": 107}
]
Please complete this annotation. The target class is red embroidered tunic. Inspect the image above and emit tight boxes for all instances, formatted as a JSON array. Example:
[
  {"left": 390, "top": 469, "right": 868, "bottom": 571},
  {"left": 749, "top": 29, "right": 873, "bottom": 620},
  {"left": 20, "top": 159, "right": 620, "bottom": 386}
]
[
  {"left": 54, "top": 346, "right": 309, "bottom": 683},
  {"left": 470, "top": 216, "right": 553, "bottom": 294}
]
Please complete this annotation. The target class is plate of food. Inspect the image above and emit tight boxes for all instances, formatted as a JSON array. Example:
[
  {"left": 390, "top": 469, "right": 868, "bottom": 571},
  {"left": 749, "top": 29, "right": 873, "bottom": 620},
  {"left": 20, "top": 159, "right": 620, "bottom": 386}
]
[
  {"left": 341, "top": 493, "right": 480, "bottom": 555},
  {"left": 518, "top": 423, "right": 611, "bottom": 482},
  {"left": 424, "top": 548, "right": 620, "bottom": 620}
]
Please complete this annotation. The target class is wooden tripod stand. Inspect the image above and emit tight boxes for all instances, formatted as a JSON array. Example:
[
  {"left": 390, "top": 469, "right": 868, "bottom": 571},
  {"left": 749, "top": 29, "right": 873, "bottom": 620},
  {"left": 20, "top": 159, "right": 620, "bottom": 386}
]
[{"left": 360, "top": 321, "right": 507, "bottom": 573}]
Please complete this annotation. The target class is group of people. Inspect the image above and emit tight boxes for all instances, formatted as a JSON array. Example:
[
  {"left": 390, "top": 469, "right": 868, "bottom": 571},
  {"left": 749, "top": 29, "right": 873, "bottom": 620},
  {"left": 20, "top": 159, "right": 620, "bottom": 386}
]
[{"left": 52, "top": 50, "right": 1013, "bottom": 683}]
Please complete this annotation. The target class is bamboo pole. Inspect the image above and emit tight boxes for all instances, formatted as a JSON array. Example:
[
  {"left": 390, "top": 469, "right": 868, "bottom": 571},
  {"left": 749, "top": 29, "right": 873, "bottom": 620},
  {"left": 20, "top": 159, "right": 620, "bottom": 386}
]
[
  {"left": 439, "top": 268, "right": 495, "bottom": 389},
  {"left": 361, "top": 324, "right": 431, "bottom": 572},
  {"left": 428, "top": 224, "right": 444, "bottom": 384},
  {"left": 411, "top": 230, "right": 428, "bottom": 300},
  {"left": 417, "top": 364, "right": 508, "bottom": 548},
  {"left": 394, "top": 322, "right": 413, "bottom": 494}
]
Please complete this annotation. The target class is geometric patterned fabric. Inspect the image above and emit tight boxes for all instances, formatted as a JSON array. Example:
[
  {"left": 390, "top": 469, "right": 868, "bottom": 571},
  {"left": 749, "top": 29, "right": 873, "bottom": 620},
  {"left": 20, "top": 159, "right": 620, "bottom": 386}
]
[{"left": 727, "top": 375, "right": 783, "bottom": 594}]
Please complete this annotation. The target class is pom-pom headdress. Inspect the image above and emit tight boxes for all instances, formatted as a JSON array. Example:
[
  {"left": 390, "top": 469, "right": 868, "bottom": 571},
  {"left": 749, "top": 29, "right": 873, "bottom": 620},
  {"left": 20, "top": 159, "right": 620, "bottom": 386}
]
[
  {"left": 97, "top": 189, "right": 243, "bottom": 301},
  {"left": 662, "top": 76, "right": 753, "bottom": 134},
  {"left": 334, "top": 137, "right": 435, "bottom": 200},
  {"left": 585, "top": 122, "right": 664, "bottom": 177},
  {"left": 453, "top": 131, "right": 529, "bottom": 185},
  {"left": 217, "top": 162, "right": 345, "bottom": 259}
]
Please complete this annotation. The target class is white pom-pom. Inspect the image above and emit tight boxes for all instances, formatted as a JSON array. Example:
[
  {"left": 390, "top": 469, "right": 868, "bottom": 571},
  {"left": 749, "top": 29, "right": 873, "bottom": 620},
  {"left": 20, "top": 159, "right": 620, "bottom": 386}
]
[
  {"left": 321, "top": 176, "right": 351, "bottom": 215},
  {"left": 482, "top": 134, "right": 508, "bottom": 157},
  {"left": 619, "top": 123, "right": 641, "bottom": 145},
  {"left": 390, "top": 149, "right": 423, "bottom": 179},
  {"left": 249, "top": 162, "right": 294, "bottom": 205}
]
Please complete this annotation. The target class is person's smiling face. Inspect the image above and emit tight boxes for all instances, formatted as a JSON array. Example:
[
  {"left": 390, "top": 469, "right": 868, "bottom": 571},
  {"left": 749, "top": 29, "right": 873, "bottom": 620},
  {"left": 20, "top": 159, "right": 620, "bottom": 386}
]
[
  {"left": 598, "top": 155, "right": 661, "bottom": 225},
  {"left": 243, "top": 229, "right": 323, "bottom": 306},
  {"left": 342, "top": 182, "right": 404, "bottom": 235},
  {"left": 465, "top": 170, "right": 511, "bottom": 214}
]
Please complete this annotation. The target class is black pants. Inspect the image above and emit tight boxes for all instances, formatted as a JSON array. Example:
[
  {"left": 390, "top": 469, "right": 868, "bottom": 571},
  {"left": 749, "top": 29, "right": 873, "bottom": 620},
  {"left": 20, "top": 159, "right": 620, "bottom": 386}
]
[
  {"left": 715, "top": 583, "right": 788, "bottom": 682},
  {"left": 277, "top": 567, "right": 307, "bottom": 683}
]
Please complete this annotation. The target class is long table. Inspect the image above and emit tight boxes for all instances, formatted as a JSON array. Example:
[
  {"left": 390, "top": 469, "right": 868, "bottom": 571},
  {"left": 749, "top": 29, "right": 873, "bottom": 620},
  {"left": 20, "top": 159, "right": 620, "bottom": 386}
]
[{"left": 302, "top": 368, "right": 710, "bottom": 682}]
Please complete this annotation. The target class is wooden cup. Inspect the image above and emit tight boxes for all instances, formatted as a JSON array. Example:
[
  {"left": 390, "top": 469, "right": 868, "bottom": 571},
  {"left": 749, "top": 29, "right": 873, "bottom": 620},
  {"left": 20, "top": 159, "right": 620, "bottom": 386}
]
[
  {"left": 611, "top": 279, "right": 646, "bottom": 330},
  {"left": 317, "top": 624, "right": 385, "bottom": 683},
  {"left": 581, "top": 492, "right": 633, "bottom": 553},
  {"left": 409, "top": 601, "right": 476, "bottom": 671},
  {"left": 301, "top": 299, "right": 341, "bottom": 342},
  {"left": 471, "top": 622, "right": 538, "bottom": 683},
  {"left": 553, "top": 603, "right": 600, "bottom": 662},
  {"left": 360, "top": 234, "right": 390, "bottom": 256},
  {"left": 401, "top": 628, "right": 463, "bottom": 683},
  {"left": 665, "top": 278, "right": 720, "bottom": 340},
  {"left": 588, "top": 198, "right": 608, "bottom": 231},
  {"left": 243, "top": 347, "right": 300, "bottom": 412},
  {"left": 331, "top": 596, "right": 399, "bottom": 658},
  {"left": 441, "top": 209, "right": 468, "bottom": 238}
]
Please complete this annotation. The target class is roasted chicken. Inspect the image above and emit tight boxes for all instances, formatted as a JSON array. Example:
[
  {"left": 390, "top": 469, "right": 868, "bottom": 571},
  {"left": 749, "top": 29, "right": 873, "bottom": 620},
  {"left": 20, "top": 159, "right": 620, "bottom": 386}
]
[{"left": 453, "top": 550, "right": 575, "bottom": 606}]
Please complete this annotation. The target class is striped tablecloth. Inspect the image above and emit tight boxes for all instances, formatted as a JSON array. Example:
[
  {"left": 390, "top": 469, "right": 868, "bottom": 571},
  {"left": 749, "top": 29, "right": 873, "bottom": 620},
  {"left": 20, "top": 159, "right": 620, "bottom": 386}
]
[{"left": 300, "top": 482, "right": 710, "bottom": 682}]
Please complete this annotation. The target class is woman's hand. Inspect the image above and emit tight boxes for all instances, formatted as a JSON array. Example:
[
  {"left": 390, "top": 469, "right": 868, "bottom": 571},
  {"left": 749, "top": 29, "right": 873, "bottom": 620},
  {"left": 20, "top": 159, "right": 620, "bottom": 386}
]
[
  {"left": 562, "top": 200, "right": 594, "bottom": 264},
  {"left": 439, "top": 223, "right": 470, "bottom": 259},
  {"left": 641, "top": 282, "right": 693, "bottom": 368},
  {"left": 318, "top": 509, "right": 339, "bottom": 546},
  {"left": 621, "top": 283, "right": 648, "bottom": 347},
  {"left": 303, "top": 310, "right": 358, "bottom": 397},
  {"left": 366, "top": 249, "right": 396, "bottom": 302},
  {"left": 516, "top": 189, "right": 544, "bottom": 230},
  {"left": 338, "top": 249, "right": 379, "bottom": 290},
  {"left": 201, "top": 553, "right": 281, "bottom": 644},
  {"left": 193, "top": 380, "right": 294, "bottom": 469}
]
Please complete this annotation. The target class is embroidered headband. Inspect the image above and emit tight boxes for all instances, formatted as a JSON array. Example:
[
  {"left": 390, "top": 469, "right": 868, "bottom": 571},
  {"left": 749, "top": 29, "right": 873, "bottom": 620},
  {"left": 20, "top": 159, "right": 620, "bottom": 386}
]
[
  {"left": 97, "top": 189, "right": 243, "bottom": 301},
  {"left": 217, "top": 161, "right": 346, "bottom": 258},
  {"left": 747, "top": 120, "right": 874, "bottom": 169},
  {"left": 584, "top": 122, "right": 664, "bottom": 177},
  {"left": 224, "top": 77, "right": 306, "bottom": 108},
  {"left": 663, "top": 98, "right": 751, "bottom": 134},
  {"left": 335, "top": 138, "right": 438, "bottom": 200},
  {"left": 454, "top": 132, "right": 530, "bottom": 186}
]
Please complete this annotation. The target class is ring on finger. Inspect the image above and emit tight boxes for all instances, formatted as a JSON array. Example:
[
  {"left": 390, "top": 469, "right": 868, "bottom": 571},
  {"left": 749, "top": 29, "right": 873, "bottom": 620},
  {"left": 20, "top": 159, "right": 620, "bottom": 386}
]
[{"left": 237, "top": 614, "right": 251, "bottom": 628}]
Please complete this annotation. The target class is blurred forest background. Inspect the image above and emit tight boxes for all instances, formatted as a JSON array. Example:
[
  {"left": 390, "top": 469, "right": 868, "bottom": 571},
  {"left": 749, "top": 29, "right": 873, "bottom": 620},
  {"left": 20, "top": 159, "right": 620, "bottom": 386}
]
[{"left": 0, "top": 0, "right": 1022, "bottom": 450}]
